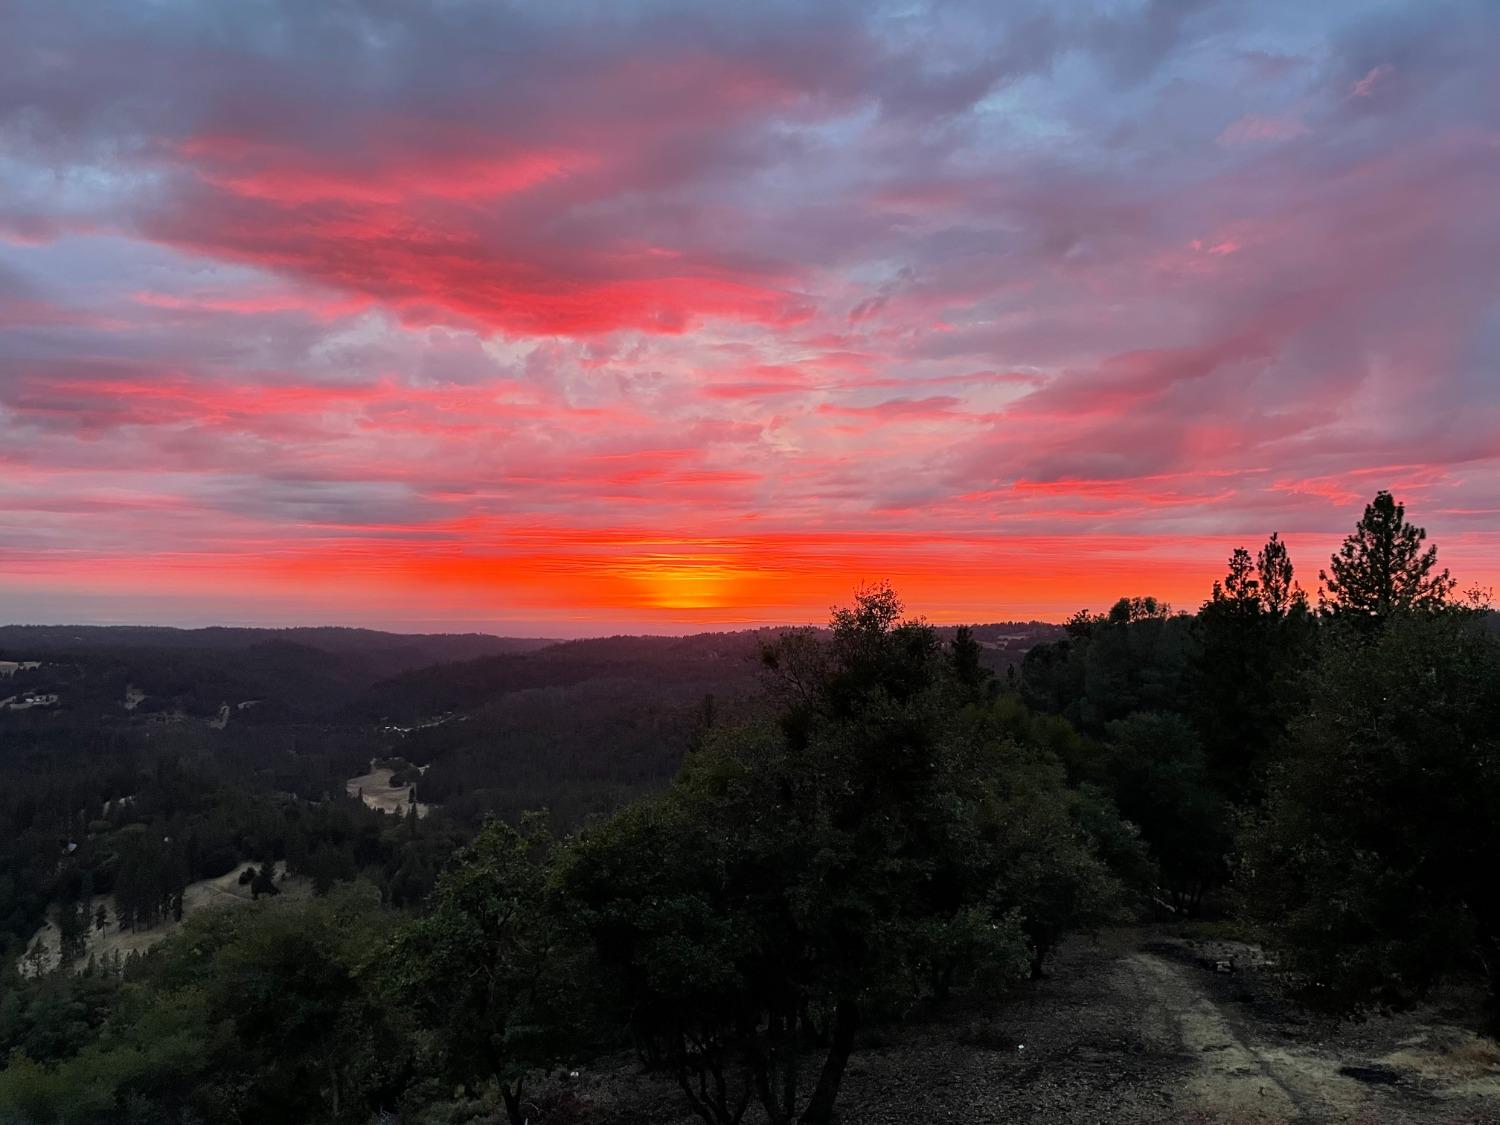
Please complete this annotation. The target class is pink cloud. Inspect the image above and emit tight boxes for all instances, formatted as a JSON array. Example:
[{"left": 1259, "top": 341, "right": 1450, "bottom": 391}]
[
  {"left": 1350, "top": 64, "right": 1394, "bottom": 99},
  {"left": 1217, "top": 114, "right": 1311, "bottom": 146},
  {"left": 175, "top": 133, "right": 594, "bottom": 205}
]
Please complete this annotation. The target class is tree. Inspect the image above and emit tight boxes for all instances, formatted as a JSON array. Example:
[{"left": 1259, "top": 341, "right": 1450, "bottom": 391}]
[
  {"left": 1320, "top": 491, "right": 1455, "bottom": 618},
  {"left": 388, "top": 816, "right": 576, "bottom": 1125},
  {"left": 1103, "top": 712, "right": 1230, "bottom": 913},
  {"left": 562, "top": 790, "right": 771, "bottom": 1125},
  {"left": 953, "top": 702, "right": 1141, "bottom": 976},
  {"left": 1212, "top": 547, "right": 1259, "bottom": 608},
  {"left": 1192, "top": 537, "right": 1316, "bottom": 804},
  {"left": 565, "top": 587, "right": 1123, "bottom": 1125},
  {"left": 0, "top": 894, "right": 399, "bottom": 1124},
  {"left": 1240, "top": 606, "right": 1500, "bottom": 1024},
  {"left": 204, "top": 895, "right": 393, "bottom": 1122},
  {"left": 949, "top": 625, "right": 991, "bottom": 703},
  {"left": 1256, "top": 533, "right": 1304, "bottom": 617},
  {"left": 1021, "top": 596, "right": 1195, "bottom": 731},
  {"left": 56, "top": 897, "right": 86, "bottom": 964}
]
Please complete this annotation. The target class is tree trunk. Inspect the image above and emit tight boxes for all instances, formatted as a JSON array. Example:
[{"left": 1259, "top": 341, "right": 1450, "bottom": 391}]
[
  {"left": 327, "top": 1060, "right": 340, "bottom": 1122},
  {"left": 755, "top": 1009, "right": 800, "bottom": 1125},
  {"left": 781, "top": 1015, "right": 798, "bottom": 1122},
  {"left": 500, "top": 1078, "right": 526, "bottom": 1125},
  {"left": 1472, "top": 915, "right": 1500, "bottom": 1034},
  {"left": 1029, "top": 945, "right": 1050, "bottom": 981},
  {"left": 799, "top": 996, "right": 858, "bottom": 1124}
]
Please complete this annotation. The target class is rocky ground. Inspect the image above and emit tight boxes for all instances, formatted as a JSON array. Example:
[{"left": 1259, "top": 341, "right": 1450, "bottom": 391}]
[{"left": 506, "top": 926, "right": 1500, "bottom": 1125}]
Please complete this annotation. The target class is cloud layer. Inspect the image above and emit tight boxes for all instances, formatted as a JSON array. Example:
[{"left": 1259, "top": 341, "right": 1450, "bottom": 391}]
[{"left": 2, "top": 0, "right": 1497, "bottom": 630}]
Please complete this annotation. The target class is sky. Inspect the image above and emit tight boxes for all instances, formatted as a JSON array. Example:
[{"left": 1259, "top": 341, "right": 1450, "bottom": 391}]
[{"left": 1, "top": 0, "right": 1497, "bottom": 635}]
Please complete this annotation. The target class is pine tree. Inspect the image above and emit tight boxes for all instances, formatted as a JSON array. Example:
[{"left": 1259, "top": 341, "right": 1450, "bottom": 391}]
[
  {"left": 1256, "top": 533, "right": 1304, "bottom": 616},
  {"left": 1320, "top": 491, "right": 1455, "bottom": 617},
  {"left": 1211, "top": 546, "right": 1258, "bottom": 608}
]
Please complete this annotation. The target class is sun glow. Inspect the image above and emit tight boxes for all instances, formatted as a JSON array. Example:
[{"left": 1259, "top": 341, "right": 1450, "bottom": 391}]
[{"left": 626, "top": 555, "right": 753, "bottom": 610}]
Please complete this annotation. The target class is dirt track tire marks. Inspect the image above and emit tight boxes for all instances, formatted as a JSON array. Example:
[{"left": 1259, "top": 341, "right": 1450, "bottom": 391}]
[{"left": 1125, "top": 952, "right": 1308, "bottom": 1121}]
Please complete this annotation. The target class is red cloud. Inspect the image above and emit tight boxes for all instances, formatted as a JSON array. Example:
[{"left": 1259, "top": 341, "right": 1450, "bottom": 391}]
[
  {"left": 176, "top": 134, "right": 594, "bottom": 205},
  {"left": 119, "top": 41, "right": 848, "bottom": 339},
  {"left": 146, "top": 183, "right": 812, "bottom": 336}
]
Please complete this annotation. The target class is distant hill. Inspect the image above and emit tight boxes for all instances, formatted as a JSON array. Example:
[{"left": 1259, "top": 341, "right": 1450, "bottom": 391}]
[
  {"left": 347, "top": 629, "right": 776, "bottom": 722},
  {"left": 0, "top": 626, "right": 556, "bottom": 723},
  {"left": 0, "top": 616, "right": 1067, "bottom": 830},
  {"left": 0, "top": 624, "right": 552, "bottom": 667},
  {"left": 348, "top": 622, "right": 1065, "bottom": 722}
]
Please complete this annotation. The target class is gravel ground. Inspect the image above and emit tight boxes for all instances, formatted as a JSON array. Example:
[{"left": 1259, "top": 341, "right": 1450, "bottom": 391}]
[{"left": 517, "top": 927, "right": 1500, "bottom": 1124}]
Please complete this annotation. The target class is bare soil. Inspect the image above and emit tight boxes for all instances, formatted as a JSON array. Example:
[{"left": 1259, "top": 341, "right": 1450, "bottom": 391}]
[{"left": 536, "top": 928, "right": 1500, "bottom": 1124}]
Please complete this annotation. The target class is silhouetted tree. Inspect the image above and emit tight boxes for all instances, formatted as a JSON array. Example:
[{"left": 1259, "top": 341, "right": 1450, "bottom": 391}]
[
  {"left": 1256, "top": 533, "right": 1304, "bottom": 616},
  {"left": 1192, "top": 536, "right": 1315, "bottom": 804},
  {"left": 1320, "top": 491, "right": 1455, "bottom": 618},
  {"left": 1212, "top": 547, "right": 1258, "bottom": 608}
]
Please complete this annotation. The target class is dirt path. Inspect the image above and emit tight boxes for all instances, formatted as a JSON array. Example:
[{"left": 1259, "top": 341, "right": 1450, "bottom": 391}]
[
  {"left": 1125, "top": 950, "right": 1331, "bottom": 1122},
  {"left": 570, "top": 929, "right": 1500, "bottom": 1124}
]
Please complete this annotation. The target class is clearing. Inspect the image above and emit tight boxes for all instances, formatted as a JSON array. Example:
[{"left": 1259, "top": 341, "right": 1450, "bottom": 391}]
[
  {"left": 19, "top": 861, "right": 311, "bottom": 977},
  {"left": 347, "top": 758, "right": 433, "bottom": 818}
]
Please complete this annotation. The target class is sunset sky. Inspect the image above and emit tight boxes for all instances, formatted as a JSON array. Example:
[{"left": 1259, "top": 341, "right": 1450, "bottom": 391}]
[{"left": 2, "top": 0, "right": 1497, "bottom": 634}]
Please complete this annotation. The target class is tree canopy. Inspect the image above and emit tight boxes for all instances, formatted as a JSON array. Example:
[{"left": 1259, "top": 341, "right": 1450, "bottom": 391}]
[{"left": 563, "top": 586, "right": 1131, "bottom": 1124}]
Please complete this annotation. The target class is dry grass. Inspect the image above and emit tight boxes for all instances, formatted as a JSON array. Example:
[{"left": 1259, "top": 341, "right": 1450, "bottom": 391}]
[
  {"left": 346, "top": 760, "right": 433, "bottom": 818},
  {"left": 19, "top": 862, "right": 312, "bottom": 977},
  {"left": 1385, "top": 1026, "right": 1500, "bottom": 1085}
]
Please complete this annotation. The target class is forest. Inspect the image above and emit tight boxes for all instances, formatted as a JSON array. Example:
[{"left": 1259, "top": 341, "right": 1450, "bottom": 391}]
[{"left": 0, "top": 490, "right": 1496, "bottom": 1124}]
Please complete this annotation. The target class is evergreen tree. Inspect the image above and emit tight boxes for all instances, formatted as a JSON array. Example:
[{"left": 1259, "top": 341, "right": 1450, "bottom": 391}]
[
  {"left": 1192, "top": 536, "right": 1315, "bottom": 805},
  {"left": 1212, "top": 547, "right": 1258, "bottom": 608},
  {"left": 1256, "top": 532, "right": 1304, "bottom": 616},
  {"left": 1241, "top": 607, "right": 1500, "bottom": 1024},
  {"left": 1320, "top": 491, "right": 1455, "bottom": 617},
  {"left": 949, "top": 624, "right": 990, "bottom": 702}
]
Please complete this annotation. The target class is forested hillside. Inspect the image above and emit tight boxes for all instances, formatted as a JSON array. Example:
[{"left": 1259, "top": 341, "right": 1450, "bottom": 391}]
[
  {"left": 0, "top": 492, "right": 1496, "bottom": 1124},
  {"left": 0, "top": 618, "right": 1058, "bottom": 967}
]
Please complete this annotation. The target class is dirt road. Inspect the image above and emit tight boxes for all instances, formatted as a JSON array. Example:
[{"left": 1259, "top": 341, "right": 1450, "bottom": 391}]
[
  {"left": 831, "top": 932, "right": 1500, "bottom": 1124},
  {"left": 577, "top": 928, "right": 1500, "bottom": 1123}
]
